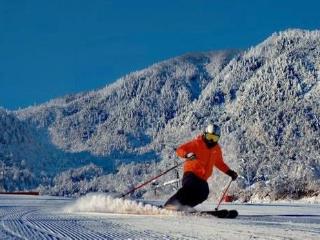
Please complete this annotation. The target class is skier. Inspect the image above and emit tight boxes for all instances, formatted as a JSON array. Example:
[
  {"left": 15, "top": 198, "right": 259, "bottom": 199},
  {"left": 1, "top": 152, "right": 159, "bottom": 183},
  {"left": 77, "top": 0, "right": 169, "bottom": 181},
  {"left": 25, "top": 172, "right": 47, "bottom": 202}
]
[{"left": 164, "top": 124, "right": 238, "bottom": 211}]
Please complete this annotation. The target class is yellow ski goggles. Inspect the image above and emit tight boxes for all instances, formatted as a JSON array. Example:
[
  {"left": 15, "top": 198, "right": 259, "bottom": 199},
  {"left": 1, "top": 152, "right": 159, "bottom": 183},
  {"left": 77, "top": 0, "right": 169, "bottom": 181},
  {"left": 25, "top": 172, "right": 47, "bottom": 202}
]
[{"left": 204, "top": 133, "right": 220, "bottom": 142}]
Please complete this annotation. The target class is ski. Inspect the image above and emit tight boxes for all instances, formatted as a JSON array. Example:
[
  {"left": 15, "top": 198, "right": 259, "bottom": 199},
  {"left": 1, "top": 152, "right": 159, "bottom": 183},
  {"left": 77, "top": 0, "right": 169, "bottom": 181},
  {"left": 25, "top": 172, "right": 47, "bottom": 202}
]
[{"left": 198, "top": 209, "right": 238, "bottom": 218}]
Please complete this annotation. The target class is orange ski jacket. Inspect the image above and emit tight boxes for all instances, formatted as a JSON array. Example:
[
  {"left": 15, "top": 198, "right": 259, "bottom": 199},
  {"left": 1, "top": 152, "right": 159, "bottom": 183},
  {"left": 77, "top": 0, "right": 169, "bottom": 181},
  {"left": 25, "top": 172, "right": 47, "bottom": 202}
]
[{"left": 176, "top": 135, "right": 230, "bottom": 181}]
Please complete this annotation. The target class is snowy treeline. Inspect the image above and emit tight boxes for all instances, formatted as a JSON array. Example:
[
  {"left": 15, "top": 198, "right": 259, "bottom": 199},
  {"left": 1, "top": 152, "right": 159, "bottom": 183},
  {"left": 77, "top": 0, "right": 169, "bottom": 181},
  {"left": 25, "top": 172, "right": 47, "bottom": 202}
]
[
  {"left": 44, "top": 162, "right": 179, "bottom": 199},
  {"left": 0, "top": 159, "right": 36, "bottom": 192},
  {"left": 0, "top": 29, "right": 319, "bottom": 201},
  {"left": 0, "top": 109, "right": 38, "bottom": 190},
  {"left": 43, "top": 163, "right": 103, "bottom": 197}
]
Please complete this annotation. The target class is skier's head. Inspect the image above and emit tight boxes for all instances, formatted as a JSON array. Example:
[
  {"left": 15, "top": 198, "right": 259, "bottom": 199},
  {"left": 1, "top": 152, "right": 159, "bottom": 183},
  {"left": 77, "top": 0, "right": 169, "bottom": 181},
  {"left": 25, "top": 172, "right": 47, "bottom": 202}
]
[{"left": 203, "top": 124, "right": 220, "bottom": 146}]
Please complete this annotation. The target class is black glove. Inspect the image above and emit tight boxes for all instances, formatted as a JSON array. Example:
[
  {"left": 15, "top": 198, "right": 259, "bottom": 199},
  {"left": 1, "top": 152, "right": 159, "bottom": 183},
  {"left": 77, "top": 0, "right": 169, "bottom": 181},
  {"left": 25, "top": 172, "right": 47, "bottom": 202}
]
[
  {"left": 184, "top": 152, "right": 196, "bottom": 160},
  {"left": 226, "top": 169, "right": 238, "bottom": 181}
]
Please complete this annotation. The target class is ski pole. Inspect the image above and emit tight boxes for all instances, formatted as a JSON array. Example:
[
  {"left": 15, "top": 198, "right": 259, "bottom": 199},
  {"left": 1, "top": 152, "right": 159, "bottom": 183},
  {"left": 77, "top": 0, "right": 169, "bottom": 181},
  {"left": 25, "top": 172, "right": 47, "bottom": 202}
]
[
  {"left": 120, "top": 161, "right": 183, "bottom": 198},
  {"left": 215, "top": 179, "right": 233, "bottom": 211}
]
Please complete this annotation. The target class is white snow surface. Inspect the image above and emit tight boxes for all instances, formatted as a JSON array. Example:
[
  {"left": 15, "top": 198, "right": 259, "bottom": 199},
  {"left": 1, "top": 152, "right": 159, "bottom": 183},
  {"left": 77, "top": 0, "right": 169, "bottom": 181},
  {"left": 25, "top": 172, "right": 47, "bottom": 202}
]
[{"left": 0, "top": 194, "right": 319, "bottom": 240}]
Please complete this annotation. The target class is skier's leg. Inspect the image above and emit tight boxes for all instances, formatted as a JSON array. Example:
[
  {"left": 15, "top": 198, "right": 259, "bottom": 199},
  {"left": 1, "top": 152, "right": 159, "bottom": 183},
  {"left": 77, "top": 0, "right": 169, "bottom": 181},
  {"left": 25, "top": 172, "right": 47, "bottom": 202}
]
[
  {"left": 163, "top": 188, "right": 184, "bottom": 207},
  {"left": 163, "top": 174, "right": 192, "bottom": 209},
  {"left": 164, "top": 172, "right": 209, "bottom": 209},
  {"left": 179, "top": 172, "right": 209, "bottom": 207}
]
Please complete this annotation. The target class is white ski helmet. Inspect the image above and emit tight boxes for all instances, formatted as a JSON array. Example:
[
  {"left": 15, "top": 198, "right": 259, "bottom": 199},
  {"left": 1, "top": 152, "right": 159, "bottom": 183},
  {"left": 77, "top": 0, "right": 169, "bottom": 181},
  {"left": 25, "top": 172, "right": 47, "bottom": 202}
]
[
  {"left": 204, "top": 124, "right": 221, "bottom": 143},
  {"left": 205, "top": 124, "right": 221, "bottom": 136}
]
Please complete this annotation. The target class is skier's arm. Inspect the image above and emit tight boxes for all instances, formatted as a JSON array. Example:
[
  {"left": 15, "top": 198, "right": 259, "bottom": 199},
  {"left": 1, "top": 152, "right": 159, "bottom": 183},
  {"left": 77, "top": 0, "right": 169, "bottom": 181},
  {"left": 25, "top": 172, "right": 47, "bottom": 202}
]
[
  {"left": 214, "top": 146, "right": 231, "bottom": 174},
  {"left": 215, "top": 146, "right": 238, "bottom": 180},
  {"left": 176, "top": 141, "right": 197, "bottom": 160}
]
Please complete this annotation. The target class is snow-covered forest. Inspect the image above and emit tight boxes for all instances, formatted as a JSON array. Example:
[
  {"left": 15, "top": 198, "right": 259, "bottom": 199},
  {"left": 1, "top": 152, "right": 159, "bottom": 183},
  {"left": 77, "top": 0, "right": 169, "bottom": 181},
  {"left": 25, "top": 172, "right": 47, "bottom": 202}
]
[{"left": 0, "top": 29, "right": 319, "bottom": 201}]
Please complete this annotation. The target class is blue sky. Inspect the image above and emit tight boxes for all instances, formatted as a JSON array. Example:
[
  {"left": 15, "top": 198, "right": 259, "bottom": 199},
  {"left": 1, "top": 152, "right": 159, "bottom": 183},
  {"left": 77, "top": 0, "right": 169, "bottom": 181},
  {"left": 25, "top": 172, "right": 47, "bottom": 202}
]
[{"left": 1, "top": 0, "right": 319, "bottom": 110}]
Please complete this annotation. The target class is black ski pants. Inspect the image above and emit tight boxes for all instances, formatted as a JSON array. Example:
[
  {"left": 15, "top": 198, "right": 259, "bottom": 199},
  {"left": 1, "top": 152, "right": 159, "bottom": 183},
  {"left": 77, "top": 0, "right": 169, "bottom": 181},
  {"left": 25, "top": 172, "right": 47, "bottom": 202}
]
[{"left": 164, "top": 172, "right": 209, "bottom": 207}]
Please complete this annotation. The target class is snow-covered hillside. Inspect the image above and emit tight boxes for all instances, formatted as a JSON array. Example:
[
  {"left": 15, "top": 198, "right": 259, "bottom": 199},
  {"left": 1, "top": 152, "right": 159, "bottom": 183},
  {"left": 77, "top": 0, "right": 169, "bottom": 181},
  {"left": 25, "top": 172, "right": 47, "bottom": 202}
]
[
  {"left": 1, "top": 29, "right": 319, "bottom": 200},
  {"left": 0, "top": 108, "right": 113, "bottom": 191},
  {"left": 16, "top": 51, "right": 237, "bottom": 157}
]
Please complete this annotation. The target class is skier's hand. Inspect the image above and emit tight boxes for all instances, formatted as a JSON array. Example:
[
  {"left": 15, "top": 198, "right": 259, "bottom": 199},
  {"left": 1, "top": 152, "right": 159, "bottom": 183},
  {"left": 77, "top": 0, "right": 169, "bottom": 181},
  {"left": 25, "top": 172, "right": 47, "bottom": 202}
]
[
  {"left": 185, "top": 152, "right": 196, "bottom": 160},
  {"left": 226, "top": 169, "right": 238, "bottom": 181}
]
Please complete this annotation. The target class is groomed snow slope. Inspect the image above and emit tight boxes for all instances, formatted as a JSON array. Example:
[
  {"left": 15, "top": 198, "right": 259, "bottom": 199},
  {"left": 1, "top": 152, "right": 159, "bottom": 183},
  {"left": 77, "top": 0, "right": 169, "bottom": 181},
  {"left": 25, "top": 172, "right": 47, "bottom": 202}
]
[{"left": 0, "top": 194, "right": 319, "bottom": 240}]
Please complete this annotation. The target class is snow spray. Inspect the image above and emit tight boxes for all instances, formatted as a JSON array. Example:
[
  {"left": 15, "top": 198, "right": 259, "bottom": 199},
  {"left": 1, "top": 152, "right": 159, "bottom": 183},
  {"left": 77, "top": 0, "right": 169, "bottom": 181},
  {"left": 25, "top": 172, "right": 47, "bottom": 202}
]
[{"left": 64, "top": 193, "right": 176, "bottom": 215}]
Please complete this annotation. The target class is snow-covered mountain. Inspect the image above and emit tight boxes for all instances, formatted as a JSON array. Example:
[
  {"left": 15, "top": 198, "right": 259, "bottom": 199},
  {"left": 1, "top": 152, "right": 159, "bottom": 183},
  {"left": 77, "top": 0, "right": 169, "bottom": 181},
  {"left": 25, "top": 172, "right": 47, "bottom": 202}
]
[{"left": 1, "top": 29, "right": 319, "bottom": 200}]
